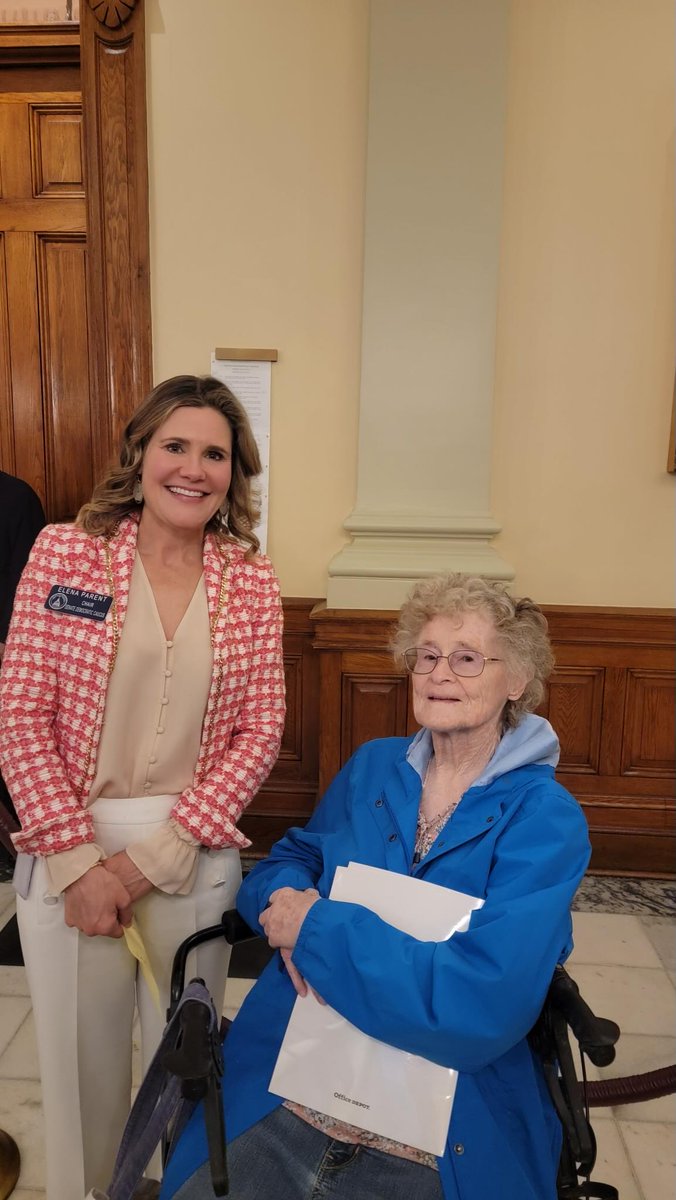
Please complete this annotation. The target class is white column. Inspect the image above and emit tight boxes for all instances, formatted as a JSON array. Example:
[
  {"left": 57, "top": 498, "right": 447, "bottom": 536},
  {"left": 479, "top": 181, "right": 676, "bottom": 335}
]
[{"left": 327, "top": 0, "right": 513, "bottom": 609}]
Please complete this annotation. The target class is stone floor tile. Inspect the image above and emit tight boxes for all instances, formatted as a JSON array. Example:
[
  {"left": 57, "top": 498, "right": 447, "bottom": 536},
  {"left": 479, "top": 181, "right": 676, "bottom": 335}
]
[
  {"left": 0, "top": 1078, "right": 45, "bottom": 1192},
  {"left": 618, "top": 1119, "right": 675, "bottom": 1200},
  {"left": 570, "top": 965, "right": 675, "bottom": 1037},
  {"left": 0, "top": 1010, "right": 39, "bottom": 1080},
  {"left": 0, "top": 964, "right": 30, "bottom": 997},
  {"left": 0, "top": 888, "right": 15, "bottom": 926},
  {"left": 0, "top": 995, "right": 31, "bottom": 1058},
  {"left": 590, "top": 1116, "right": 644, "bottom": 1199},
  {"left": 639, "top": 917, "right": 676, "bottom": 972},
  {"left": 570, "top": 913, "right": 663, "bottom": 968}
]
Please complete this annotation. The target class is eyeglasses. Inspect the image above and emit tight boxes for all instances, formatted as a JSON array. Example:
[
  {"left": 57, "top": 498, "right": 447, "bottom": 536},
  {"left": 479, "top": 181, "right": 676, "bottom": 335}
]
[{"left": 403, "top": 647, "right": 502, "bottom": 678}]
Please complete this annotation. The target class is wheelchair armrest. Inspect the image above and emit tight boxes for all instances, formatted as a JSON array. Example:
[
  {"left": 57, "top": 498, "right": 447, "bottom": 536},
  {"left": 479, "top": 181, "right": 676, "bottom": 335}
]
[
  {"left": 169, "top": 910, "right": 260, "bottom": 1018},
  {"left": 221, "top": 908, "right": 257, "bottom": 945},
  {"left": 546, "top": 965, "right": 620, "bottom": 1068}
]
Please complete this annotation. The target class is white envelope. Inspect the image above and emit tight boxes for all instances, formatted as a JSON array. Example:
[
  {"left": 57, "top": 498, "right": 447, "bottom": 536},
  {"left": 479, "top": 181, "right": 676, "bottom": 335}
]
[{"left": 269, "top": 862, "right": 483, "bottom": 1155}]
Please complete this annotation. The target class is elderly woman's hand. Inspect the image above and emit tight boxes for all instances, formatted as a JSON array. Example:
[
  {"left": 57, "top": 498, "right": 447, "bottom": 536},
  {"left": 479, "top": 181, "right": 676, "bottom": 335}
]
[
  {"left": 259, "top": 886, "right": 319, "bottom": 950},
  {"left": 279, "top": 946, "right": 326, "bottom": 1005}
]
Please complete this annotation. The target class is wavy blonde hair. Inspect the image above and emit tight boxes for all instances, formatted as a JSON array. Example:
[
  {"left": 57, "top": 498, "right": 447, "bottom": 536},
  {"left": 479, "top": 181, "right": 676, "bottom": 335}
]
[
  {"left": 391, "top": 573, "right": 554, "bottom": 730},
  {"left": 77, "top": 375, "right": 262, "bottom": 555}
]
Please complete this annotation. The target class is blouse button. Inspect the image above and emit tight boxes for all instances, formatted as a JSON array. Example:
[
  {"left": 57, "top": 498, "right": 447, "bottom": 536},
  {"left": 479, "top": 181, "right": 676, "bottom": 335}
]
[
  {"left": 375, "top": 798, "right": 384, "bottom": 808},
  {"left": 157, "top": 727, "right": 165, "bottom": 735},
  {"left": 388, "top": 833, "right": 397, "bottom": 842},
  {"left": 149, "top": 756, "right": 158, "bottom": 765},
  {"left": 165, "top": 670, "right": 172, "bottom": 678},
  {"left": 453, "top": 1143, "right": 464, "bottom": 1155},
  {"left": 160, "top": 697, "right": 169, "bottom": 705},
  {"left": 165, "top": 640, "right": 174, "bottom": 649},
  {"left": 143, "top": 783, "right": 151, "bottom": 793}
]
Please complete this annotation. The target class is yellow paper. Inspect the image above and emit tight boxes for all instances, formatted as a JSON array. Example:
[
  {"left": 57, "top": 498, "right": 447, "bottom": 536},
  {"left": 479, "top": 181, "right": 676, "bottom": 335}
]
[{"left": 123, "top": 918, "right": 162, "bottom": 1015}]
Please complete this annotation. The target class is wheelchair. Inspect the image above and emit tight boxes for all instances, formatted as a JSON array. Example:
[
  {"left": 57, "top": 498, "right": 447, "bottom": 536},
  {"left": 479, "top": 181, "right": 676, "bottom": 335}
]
[{"left": 141, "top": 909, "right": 620, "bottom": 1200}]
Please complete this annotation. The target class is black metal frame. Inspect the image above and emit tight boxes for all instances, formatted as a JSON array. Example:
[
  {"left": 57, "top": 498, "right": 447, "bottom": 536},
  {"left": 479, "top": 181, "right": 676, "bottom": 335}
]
[
  {"left": 529, "top": 966, "right": 620, "bottom": 1199},
  {"left": 166, "top": 911, "right": 621, "bottom": 1200}
]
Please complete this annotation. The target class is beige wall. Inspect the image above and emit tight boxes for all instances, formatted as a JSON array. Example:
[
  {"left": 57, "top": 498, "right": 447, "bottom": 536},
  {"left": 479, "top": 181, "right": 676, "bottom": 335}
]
[
  {"left": 147, "top": 0, "right": 674, "bottom": 608},
  {"left": 491, "top": 0, "right": 675, "bottom": 606},
  {"left": 145, "top": 0, "right": 368, "bottom": 597}
]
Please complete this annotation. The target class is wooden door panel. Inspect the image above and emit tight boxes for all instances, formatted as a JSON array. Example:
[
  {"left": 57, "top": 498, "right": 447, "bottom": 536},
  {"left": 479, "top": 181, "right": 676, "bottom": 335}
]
[
  {"left": 30, "top": 104, "right": 84, "bottom": 196},
  {"left": 0, "top": 197, "right": 85, "bottom": 230},
  {"left": 4, "top": 229, "right": 46, "bottom": 504},
  {"left": 38, "top": 235, "right": 92, "bottom": 518},
  {"left": 0, "top": 88, "right": 91, "bottom": 519},
  {"left": 0, "top": 99, "right": 31, "bottom": 196}
]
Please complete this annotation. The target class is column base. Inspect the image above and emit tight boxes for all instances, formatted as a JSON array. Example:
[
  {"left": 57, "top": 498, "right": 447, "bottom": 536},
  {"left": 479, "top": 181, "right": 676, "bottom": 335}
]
[{"left": 326, "top": 511, "right": 514, "bottom": 609}]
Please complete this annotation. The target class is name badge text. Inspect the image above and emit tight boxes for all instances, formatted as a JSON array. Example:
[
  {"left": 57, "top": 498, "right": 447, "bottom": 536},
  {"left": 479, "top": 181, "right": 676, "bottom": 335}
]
[{"left": 44, "top": 585, "right": 113, "bottom": 622}]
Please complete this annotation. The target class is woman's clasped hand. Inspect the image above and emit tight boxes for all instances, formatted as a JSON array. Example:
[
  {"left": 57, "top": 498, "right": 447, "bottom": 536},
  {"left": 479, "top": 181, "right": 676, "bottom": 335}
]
[{"left": 63, "top": 863, "right": 134, "bottom": 938}]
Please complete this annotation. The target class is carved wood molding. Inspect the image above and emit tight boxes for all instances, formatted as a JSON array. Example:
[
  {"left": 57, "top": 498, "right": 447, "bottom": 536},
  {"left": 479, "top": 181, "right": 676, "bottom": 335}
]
[
  {"left": 87, "top": 0, "right": 138, "bottom": 29},
  {"left": 80, "top": 0, "right": 152, "bottom": 478},
  {"left": 310, "top": 603, "right": 676, "bottom": 651},
  {"left": 0, "top": 25, "right": 80, "bottom": 66}
]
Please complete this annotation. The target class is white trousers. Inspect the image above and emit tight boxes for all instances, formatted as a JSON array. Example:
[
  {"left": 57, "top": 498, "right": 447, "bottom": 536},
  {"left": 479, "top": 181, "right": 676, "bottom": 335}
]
[{"left": 16, "top": 795, "right": 241, "bottom": 1200}]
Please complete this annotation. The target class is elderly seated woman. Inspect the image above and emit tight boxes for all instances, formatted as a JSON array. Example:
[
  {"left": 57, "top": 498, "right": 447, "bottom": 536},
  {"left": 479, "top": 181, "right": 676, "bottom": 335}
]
[{"left": 161, "top": 573, "right": 590, "bottom": 1200}]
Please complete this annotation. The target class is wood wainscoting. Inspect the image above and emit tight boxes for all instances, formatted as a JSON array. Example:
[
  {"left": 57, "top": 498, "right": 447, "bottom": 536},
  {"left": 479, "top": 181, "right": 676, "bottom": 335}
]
[
  {"left": 248, "top": 601, "right": 675, "bottom": 877},
  {"left": 239, "top": 601, "right": 320, "bottom": 851}
]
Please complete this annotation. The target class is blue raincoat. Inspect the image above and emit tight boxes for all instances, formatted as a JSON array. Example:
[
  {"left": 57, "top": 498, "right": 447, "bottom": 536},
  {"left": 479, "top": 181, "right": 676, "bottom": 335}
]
[{"left": 162, "top": 715, "right": 590, "bottom": 1200}]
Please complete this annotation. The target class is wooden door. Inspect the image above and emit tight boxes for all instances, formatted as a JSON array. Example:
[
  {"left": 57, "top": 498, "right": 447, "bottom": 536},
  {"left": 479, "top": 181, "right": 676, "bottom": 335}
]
[{"left": 0, "top": 77, "right": 94, "bottom": 520}]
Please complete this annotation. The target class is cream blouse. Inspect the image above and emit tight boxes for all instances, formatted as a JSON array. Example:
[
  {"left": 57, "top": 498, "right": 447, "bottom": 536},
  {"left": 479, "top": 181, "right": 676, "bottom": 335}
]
[{"left": 45, "top": 555, "right": 213, "bottom": 895}]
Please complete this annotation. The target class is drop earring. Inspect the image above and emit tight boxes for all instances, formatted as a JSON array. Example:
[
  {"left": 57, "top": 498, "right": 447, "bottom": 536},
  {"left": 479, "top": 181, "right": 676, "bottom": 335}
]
[{"left": 132, "top": 476, "right": 143, "bottom": 504}]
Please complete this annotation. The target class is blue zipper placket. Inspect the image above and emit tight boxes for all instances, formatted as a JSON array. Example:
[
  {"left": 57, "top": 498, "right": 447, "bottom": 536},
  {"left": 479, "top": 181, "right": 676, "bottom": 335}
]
[{"left": 380, "top": 754, "right": 426, "bottom": 876}]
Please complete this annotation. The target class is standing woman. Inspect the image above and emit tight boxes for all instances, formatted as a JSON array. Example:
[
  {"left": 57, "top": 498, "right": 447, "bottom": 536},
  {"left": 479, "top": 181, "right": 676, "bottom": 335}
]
[{"left": 0, "top": 375, "right": 286, "bottom": 1199}]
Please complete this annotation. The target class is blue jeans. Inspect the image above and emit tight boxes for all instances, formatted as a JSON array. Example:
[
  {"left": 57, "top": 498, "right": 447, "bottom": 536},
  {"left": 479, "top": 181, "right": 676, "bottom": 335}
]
[{"left": 171, "top": 1106, "right": 444, "bottom": 1200}]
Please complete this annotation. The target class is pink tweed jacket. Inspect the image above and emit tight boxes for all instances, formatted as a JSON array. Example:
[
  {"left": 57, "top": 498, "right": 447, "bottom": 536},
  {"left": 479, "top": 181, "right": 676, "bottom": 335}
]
[{"left": 0, "top": 516, "right": 286, "bottom": 857}]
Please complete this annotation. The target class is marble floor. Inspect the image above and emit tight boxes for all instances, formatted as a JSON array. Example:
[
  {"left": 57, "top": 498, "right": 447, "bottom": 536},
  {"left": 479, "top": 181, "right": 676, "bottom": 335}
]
[{"left": 0, "top": 876, "right": 673, "bottom": 1200}]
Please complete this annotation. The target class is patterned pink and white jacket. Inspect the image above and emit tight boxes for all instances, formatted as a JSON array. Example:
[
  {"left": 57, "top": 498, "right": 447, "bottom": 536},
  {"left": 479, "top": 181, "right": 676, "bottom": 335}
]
[{"left": 0, "top": 516, "right": 286, "bottom": 857}]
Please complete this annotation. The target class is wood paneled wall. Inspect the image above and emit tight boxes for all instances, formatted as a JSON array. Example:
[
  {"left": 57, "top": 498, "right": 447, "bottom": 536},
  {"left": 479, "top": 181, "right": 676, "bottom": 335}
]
[
  {"left": 249, "top": 601, "right": 675, "bottom": 877},
  {"left": 239, "top": 601, "right": 320, "bottom": 850}
]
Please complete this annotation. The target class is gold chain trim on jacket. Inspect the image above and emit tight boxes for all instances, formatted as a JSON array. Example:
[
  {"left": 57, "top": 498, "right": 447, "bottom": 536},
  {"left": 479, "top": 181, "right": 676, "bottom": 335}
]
[
  {"left": 103, "top": 538, "right": 121, "bottom": 672},
  {"left": 199, "top": 545, "right": 231, "bottom": 782},
  {"left": 76, "top": 544, "right": 121, "bottom": 796},
  {"left": 75, "top": 540, "right": 120, "bottom": 797},
  {"left": 209, "top": 545, "right": 231, "bottom": 645}
]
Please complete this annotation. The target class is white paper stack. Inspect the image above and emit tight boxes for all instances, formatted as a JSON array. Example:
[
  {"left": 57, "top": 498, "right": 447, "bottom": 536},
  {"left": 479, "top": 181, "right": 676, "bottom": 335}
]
[{"left": 269, "top": 862, "right": 483, "bottom": 1155}]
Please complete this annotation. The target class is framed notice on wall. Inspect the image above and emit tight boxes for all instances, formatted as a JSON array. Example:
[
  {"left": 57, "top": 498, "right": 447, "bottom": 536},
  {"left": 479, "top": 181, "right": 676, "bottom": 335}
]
[{"left": 210, "top": 348, "right": 277, "bottom": 552}]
